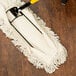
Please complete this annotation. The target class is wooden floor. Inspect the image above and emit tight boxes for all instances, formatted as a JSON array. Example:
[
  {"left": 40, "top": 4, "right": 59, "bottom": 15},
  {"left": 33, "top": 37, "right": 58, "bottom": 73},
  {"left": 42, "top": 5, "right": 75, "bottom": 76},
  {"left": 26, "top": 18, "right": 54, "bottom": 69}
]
[{"left": 0, "top": 0, "right": 76, "bottom": 76}]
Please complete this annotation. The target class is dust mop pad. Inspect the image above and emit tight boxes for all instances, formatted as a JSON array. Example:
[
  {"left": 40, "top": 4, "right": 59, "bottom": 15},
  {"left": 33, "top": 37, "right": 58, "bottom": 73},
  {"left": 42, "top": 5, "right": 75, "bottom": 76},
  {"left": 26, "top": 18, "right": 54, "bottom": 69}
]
[{"left": 0, "top": 0, "right": 67, "bottom": 73}]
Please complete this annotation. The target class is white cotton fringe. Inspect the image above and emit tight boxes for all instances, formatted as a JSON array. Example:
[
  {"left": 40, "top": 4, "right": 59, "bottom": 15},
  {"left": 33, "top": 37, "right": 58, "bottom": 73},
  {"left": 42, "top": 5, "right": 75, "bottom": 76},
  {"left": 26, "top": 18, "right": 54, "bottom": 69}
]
[{"left": 0, "top": 0, "right": 67, "bottom": 74}]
